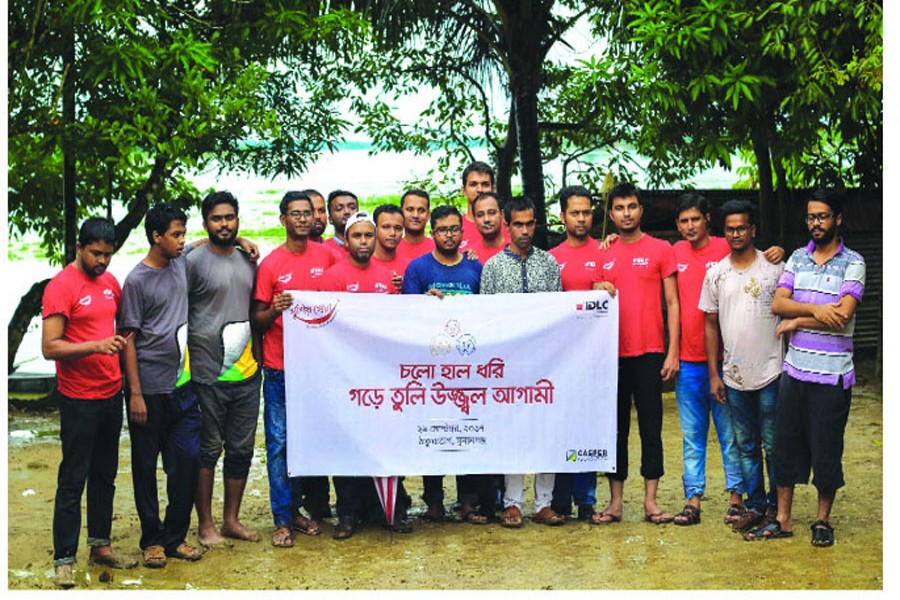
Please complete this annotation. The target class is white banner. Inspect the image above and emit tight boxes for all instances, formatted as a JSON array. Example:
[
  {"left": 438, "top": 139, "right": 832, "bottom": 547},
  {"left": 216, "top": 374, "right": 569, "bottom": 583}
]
[{"left": 283, "top": 291, "right": 618, "bottom": 476}]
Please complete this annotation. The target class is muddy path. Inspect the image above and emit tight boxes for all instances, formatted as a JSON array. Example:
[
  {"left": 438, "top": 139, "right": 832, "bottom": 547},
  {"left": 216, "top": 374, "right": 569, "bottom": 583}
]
[{"left": 6, "top": 386, "right": 883, "bottom": 590}]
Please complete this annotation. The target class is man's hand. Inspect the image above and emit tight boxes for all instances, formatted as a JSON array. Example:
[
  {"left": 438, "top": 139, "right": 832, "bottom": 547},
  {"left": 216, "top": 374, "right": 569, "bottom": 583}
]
[
  {"left": 465, "top": 249, "right": 479, "bottom": 262},
  {"left": 811, "top": 303, "right": 848, "bottom": 330},
  {"left": 709, "top": 373, "right": 727, "bottom": 405},
  {"left": 271, "top": 292, "right": 293, "bottom": 314},
  {"left": 129, "top": 392, "right": 148, "bottom": 427},
  {"left": 661, "top": 353, "right": 680, "bottom": 382},
  {"left": 763, "top": 245, "right": 785, "bottom": 264},
  {"left": 426, "top": 288, "right": 445, "bottom": 299},
  {"left": 598, "top": 233, "right": 619, "bottom": 250},
  {"left": 775, "top": 318, "right": 798, "bottom": 337},
  {"left": 236, "top": 237, "right": 260, "bottom": 262},
  {"left": 592, "top": 281, "right": 617, "bottom": 297},
  {"left": 94, "top": 335, "right": 128, "bottom": 355}
]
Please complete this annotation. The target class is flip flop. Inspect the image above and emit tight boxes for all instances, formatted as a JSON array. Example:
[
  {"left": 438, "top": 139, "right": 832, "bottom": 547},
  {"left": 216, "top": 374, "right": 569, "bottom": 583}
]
[
  {"left": 293, "top": 514, "right": 322, "bottom": 536},
  {"left": 591, "top": 511, "right": 622, "bottom": 525},
  {"left": 645, "top": 511, "right": 675, "bottom": 524},
  {"left": 744, "top": 519, "right": 793, "bottom": 541},
  {"left": 168, "top": 542, "right": 203, "bottom": 561},
  {"left": 272, "top": 526, "right": 294, "bottom": 548},
  {"left": 810, "top": 520, "right": 835, "bottom": 547},
  {"left": 142, "top": 545, "right": 167, "bottom": 569}
]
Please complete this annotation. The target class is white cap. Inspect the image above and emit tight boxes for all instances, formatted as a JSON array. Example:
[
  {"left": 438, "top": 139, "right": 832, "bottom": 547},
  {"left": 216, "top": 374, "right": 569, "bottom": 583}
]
[{"left": 345, "top": 211, "right": 376, "bottom": 234}]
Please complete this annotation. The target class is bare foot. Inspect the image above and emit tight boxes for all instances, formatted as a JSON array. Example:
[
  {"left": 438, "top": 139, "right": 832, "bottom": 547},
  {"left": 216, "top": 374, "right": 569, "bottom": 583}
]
[
  {"left": 221, "top": 521, "right": 261, "bottom": 542},
  {"left": 197, "top": 524, "right": 228, "bottom": 547}
]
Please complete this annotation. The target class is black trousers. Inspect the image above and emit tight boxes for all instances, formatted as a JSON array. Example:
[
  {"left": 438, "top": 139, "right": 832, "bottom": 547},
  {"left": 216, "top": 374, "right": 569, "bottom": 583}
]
[
  {"left": 608, "top": 353, "right": 665, "bottom": 482},
  {"left": 128, "top": 387, "right": 201, "bottom": 553},
  {"left": 53, "top": 391, "right": 123, "bottom": 565}
]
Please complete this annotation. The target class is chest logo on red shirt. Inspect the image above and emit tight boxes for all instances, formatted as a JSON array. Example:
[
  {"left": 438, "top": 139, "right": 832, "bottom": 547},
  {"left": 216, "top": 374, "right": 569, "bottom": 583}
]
[
  {"left": 677, "top": 263, "right": 688, "bottom": 273},
  {"left": 103, "top": 288, "right": 114, "bottom": 300},
  {"left": 309, "top": 267, "right": 324, "bottom": 278},
  {"left": 632, "top": 257, "right": 650, "bottom": 268},
  {"left": 78, "top": 295, "right": 92, "bottom": 306},
  {"left": 374, "top": 282, "right": 389, "bottom": 293},
  {"left": 347, "top": 283, "right": 359, "bottom": 292},
  {"left": 278, "top": 273, "right": 293, "bottom": 284},
  {"left": 583, "top": 260, "right": 596, "bottom": 270},
  {"left": 603, "top": 260, "right": 615, "bottom": 271}
]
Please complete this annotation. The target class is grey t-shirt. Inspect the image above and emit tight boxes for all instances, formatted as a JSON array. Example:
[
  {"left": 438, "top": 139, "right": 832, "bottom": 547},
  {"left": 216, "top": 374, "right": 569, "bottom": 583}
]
[
  {"left": 186, "top": 245, "right": 258, "bottom": 385},
  {"left": 118, "top": 255, "right": 188, "bottom": 395}
]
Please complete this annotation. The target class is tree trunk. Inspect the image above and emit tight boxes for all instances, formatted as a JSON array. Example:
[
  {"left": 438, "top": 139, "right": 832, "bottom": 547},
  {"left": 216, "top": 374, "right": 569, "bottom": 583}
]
[
  {"left": 750, "top": 128, "right": 774, "bottom": 240},
  {"left": 494, "top": 101, "right": 517, "bottom": 199},
  {"left": 514, "top": 83, "right": 547, "bottom": 249},
  {"left": 772, "top": 151, "right": 789, "bottom": 246},
  {"left": 7, "top": 279, "right": 50, "bottom": 373}
]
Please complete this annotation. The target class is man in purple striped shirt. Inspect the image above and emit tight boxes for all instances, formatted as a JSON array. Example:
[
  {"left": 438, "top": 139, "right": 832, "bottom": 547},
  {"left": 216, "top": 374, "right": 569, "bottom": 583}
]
[{"left": 744, "top": 190, "right": 865, "bottom": 547}]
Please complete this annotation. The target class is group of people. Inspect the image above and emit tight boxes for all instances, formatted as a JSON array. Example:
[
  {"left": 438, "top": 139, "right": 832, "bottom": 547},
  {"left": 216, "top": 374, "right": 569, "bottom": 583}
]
[{"left": 42, "top": 160, "right": 865, "bottom": 588}]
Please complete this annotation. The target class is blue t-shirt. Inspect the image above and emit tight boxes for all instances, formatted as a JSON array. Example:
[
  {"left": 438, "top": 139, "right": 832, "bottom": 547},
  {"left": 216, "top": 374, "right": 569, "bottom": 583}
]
[{"left": 402, "top": 252, "right": 482, "bottom": 296}]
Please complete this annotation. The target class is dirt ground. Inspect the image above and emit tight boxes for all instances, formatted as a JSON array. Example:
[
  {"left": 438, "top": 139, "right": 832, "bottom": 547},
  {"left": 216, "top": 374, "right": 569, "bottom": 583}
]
[{"left": 6, "top": 383, "right": 883, "bottom": 591}]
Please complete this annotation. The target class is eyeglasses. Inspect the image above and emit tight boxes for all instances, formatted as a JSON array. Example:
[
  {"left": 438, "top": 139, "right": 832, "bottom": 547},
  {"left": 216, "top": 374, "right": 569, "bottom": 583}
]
[
  {"left": 288, "top": 210, "right": 313, "bottom": 220},
  {"left": 434, "top": 225, "right": 462, "bottom": 236},
  {"left": 805, "top": 212, "right": 834, "bottom": 224},
  {"left": 724, "top": 225, "right": 751, "bottom": 236}
]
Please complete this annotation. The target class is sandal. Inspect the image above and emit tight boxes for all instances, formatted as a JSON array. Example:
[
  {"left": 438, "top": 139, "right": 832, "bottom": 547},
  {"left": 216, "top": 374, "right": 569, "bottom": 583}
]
[
  {"left": 461, "top": 509, "right": 488, "bottom": 525},
  {"left": 644, "top": 511, "right": 675, "bottom": 524},
  {"left": 744, "top": 519, "right": 793, "bottom": 541},
  {"left": 810, "top": 520, "right": 835, "bottom": 547},
  {"left": 500, "top": 505, "right": 523, "bottom": 528},
  {"left": 673, "top": 504, "right": 701, "bottom": 526},
  {"left": 724, "top": 503, "right": 746, "bottom": 524},
  {"left": 272, "top": 526, "right": 294, "bottom": 548},
  {"left": 168, "top": 542, "right": 203, "bottom": 561},
  {"left": 591, "top": 511, "right": 622, "bottom": 525},
  {"left": 292, "top": 514, "right": 321, "bottom": 536},
  {"left": 533, "top": 506, "right": 565, "bottom": 526},
  {"left": 142, "top": 545, "right": 167, "bottom": 569}
]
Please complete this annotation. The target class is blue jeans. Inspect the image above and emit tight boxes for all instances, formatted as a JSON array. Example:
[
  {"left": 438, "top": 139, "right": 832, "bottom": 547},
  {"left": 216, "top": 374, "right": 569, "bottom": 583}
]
[
  {"left": 675, "top": 362, "right": 743, "bottom": 499},
  {"left": 726, "top": 378, "right": 779, "bottom": 514},
  {"left": 263, "top": 368, "right": 301, "bottom": 528}
]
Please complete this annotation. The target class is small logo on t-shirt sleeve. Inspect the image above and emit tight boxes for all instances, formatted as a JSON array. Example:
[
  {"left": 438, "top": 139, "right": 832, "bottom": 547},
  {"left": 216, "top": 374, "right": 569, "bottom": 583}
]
[
  {"left": 278, "top": 273, "right": 293, "bottom": 284},
  {"left": 79, "top": 295, "right": 92, "bottom": 306}
]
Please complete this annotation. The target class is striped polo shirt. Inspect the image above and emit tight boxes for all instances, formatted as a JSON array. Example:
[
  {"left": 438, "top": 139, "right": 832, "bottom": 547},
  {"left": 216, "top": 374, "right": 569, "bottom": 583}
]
[{"left": 777, "top": 240, "right": 866, "bottom": 388}]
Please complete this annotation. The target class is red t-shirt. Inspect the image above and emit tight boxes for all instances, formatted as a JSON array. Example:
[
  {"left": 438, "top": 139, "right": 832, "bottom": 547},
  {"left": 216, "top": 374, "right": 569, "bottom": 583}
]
[
  {"left": 42, "top": 264, "right": 122, "bottom": 399},
  {"left": 673, "top": 236, "right": 730, "bottom": 362},
  {"left": 550, "top": 238, "right": 603, "bottom": 291},
  {"left": 318, "top": 259, "right": 398, "bottom": 294},
  {"left": 372, "top": 252, "right": 412, "bottom": 277},
  {"left": 459, "top": 219, "right": 510, "bottom": 252},
  {"left": 465, "top": 237, "right": 506, "bottom": 265},
  {"left": 255, "top": 244, "right": 336, "bottom": 369},
  {"left": 396, "top": 237, "right": 435, "bottom": 264},
  {"left": 593, "top": 234, "right": 676, "bottom": 358},
  {"left": 322, "top": 237, "right": 348, "bottom": 260}
]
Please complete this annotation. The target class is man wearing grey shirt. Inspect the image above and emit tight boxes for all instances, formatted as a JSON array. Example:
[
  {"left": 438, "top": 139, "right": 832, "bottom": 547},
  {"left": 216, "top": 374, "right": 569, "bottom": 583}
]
[
  {"left": 480, "top": 195, "right": 566, "bottom": 527},
  {"left": 187, "top": 191, "right": 262, "bottom": 547}
]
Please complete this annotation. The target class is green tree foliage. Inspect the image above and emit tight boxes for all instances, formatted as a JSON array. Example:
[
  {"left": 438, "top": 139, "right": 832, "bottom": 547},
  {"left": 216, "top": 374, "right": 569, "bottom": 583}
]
[
  {"left": 7, "top": 0, "right": 367, "bottom": 369},
  {"left": 597, "top": 0, "right": 882, "bottom": 237}
]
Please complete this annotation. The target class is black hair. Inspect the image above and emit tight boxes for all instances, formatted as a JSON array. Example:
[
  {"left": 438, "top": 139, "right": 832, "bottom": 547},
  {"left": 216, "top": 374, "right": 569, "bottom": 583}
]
[
  {"left": 809, "top": 189, "right": 844, "bottom": 217},
  {"left": 299, "top": 188, "right": 323, "bottom": 200},
  {"left": 144, "top": 202, "right": 187, "bottom": 245},
  {"left": 720, "top": 199, "right": 757, "bottom": 226},
  {"left": 503, "top": 195, "right": 536, "bottom": 224},
  {"left": 400, "top": 189, "right": 430, "bottom": 208},
  {"left": 676, "top": 192, "right": 710, "bottom": 218},
  {"left": 461, "top": 161, "right": 495, "bottom": 187},
  {"left": 608, "top": 182, "right": 643, "bottom": 206},
  {"left": 327, "top": 190, "right": 358, "bottom": 213},
  {"left": 373, "top": 203, "right": 403, "bottom": 225},
  {"left": 473, "top": 191, "right": 502, "bottom": 213},
  {"left": 430, "top": 205, "right": 462, "bottom": 229},
  {"left": 201, "top": 191, "right": 239, "bottom": 221},
  {"left": 78, "top": 217, "right": 116, "bottom": 247},
  {"left": 280, "top": 191, "right": 312, "bottom": 215},
  {"left": 558, "top": 185, "right": 593, "bottom": 213}
]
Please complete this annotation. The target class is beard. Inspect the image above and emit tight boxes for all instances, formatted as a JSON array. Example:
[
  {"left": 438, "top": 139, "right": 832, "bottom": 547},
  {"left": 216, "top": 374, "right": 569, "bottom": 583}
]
[
  {"left": 210, "top": 229, "right": 237, "bottom": 247},
  {"left": 812, "top": 223, "right": 837, "bottom": 246}
]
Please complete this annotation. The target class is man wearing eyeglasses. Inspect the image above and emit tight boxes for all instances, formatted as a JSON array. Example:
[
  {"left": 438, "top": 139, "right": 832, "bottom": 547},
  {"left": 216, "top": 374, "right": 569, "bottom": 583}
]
[
  {"left": 748, "top": 191, "right": 865, "bottom": 547},
  {"left": 698, "top": 200, "right": 784, "bottom": 536},
  {"left": 253, "top": 191, "right": 336, "bottom": 548},
  {"left": 403, "top": 205, "right": 490, "bottom": 523}
]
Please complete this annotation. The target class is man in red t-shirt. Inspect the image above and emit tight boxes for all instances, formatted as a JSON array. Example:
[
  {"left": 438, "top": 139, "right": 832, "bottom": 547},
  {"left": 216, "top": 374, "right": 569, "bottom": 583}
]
[
  {"left": 253, "top": 191, "right": 336, "bottom": 548},
  {"left": 591, "top": 183, "right": 679, "bottom": 526},
  {"left": 318, "top": 212, "right": 406, "bottom": 540},
  {"left": 42, "top": 217, "right": 136, "bottom": 587},
  {"left": 547, "top": 185, "right": 606, "bottom": 522},
  {"left": 372, "top": 203, "right": 411, "bottom": 291},
  {"left": 395, "top": 189, "right": 436, "bottom": 263},
  {"left": 465, "top": 192, "right": 509, "bottom": 264},
  {"left": 458, "top": 161, "right": 511, "bottom": 251}
]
